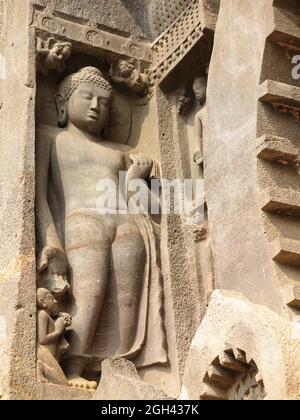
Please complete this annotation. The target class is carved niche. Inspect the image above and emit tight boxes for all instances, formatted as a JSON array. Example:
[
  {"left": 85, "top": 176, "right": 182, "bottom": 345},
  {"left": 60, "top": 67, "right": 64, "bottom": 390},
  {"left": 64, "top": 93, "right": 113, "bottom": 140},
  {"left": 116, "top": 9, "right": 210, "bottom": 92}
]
[
  {"left": 32, "top": 0, "right": 217, "bottom": 393},
  {"left": 34, "top": 9, "right": 168, "bottom": 390}
]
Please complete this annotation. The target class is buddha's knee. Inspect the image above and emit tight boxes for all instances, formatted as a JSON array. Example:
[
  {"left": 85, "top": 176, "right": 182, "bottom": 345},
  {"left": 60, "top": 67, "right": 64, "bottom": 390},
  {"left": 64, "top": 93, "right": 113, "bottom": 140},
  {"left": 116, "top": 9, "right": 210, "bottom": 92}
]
[
  {"left": 115, "top": 221, "right": 142, "bottom": 241},
  {"left": 115, "top": 224, "right": 145, "bottom": 261}
]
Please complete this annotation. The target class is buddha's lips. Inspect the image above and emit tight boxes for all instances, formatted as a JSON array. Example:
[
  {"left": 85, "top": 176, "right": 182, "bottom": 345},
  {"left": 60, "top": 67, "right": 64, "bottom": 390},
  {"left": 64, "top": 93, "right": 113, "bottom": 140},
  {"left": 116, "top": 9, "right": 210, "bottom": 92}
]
[{"left": 87, "top": 111, "right": 99, "bottom": 120}]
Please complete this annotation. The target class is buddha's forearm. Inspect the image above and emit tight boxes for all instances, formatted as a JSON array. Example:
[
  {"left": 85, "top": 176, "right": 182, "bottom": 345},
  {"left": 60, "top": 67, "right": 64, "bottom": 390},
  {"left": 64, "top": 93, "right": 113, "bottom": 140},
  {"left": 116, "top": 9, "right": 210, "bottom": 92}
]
[{"left": 36, "top": 199, "right": 63, "bottom": 251}]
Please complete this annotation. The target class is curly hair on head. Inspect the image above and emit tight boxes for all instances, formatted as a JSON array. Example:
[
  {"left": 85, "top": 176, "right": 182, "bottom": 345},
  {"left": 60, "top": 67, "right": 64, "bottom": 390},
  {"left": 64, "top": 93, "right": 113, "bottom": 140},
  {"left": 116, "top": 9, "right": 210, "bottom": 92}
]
[{"left": 57, "top": 66, "right": 113, "bottom": 101}]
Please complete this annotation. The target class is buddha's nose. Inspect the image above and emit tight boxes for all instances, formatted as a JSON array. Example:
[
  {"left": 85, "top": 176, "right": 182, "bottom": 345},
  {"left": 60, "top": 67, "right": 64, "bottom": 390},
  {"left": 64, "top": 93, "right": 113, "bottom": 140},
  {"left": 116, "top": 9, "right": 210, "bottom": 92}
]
[{"left": 90, "top": 97, "right": 99, "bottom": 111}]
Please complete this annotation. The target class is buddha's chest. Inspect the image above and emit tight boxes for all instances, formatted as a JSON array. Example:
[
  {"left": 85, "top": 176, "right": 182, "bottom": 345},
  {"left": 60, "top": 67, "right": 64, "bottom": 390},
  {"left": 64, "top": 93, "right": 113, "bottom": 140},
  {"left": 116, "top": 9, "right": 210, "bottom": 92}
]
[{"left": 52, "top": 134, "right": 126, "bottom": 173}]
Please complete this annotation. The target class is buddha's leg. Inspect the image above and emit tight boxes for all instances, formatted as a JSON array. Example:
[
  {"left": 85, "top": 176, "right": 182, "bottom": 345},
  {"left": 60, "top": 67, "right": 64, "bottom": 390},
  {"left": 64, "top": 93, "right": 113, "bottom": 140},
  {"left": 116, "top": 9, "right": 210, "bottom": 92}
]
[
  {"left": 112, "top": 219, "right": 146, "bottom": 355},
  {"left": 64, "top": 213, "right": 112, "bottom": 388}
]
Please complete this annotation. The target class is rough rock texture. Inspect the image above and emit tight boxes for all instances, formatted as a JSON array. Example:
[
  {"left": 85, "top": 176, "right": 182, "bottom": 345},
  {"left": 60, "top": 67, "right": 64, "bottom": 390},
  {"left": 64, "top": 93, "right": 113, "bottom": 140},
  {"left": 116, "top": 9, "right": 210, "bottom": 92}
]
[
  {"left": 205, "top": 0, "right": 284, "bottom": 313},
  {"left": 94, "top": 358, "right": 172, "bottom": 400},
  {"left": 0, "top": 0, "right": 36, "bottom": 400}
]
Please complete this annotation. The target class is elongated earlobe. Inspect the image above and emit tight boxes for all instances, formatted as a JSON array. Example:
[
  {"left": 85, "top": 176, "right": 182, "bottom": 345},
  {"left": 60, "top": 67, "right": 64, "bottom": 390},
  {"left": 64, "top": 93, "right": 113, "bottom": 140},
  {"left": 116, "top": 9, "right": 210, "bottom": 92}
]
[
  {"left": 102, "top": 105, "right": 112, "bottom": 139},
  {"left": 55, "top": 93, "right": 68, "bottom": 128}
]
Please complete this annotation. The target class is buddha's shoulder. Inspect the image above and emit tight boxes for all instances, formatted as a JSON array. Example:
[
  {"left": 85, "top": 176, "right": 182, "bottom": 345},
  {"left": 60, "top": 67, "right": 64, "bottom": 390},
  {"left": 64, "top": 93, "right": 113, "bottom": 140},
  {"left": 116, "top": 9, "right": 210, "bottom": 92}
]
[{"left": 36, "top": 124, "right": 65, "bottom": 141}]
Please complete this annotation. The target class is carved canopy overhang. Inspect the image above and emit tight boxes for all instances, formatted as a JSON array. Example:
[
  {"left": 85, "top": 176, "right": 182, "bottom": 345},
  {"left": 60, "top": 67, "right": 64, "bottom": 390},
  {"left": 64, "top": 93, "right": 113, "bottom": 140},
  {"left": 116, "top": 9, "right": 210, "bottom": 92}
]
[
  {"left": 30, "top": 6, "right": 154, "bottom": 65},
  {"left": 30, "top": 0, "right": 216, "bottom": 85},
  {"left": 150, "top": 0, "right": 207, "bottom": 84}
]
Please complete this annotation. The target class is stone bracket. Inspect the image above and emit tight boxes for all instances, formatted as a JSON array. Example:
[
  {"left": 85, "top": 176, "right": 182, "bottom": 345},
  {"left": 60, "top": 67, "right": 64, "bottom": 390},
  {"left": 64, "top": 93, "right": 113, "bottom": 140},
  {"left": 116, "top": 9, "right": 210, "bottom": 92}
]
[
  {"left": 271, "top": 236, "right": 300, "bottom": 267},
  {"left": 268, "top": 5, "right": 300, "bottom": 54},
  {"left": 259, "top": 79, "right": 300, "bottom": 120},
  {"left": 257, "top": 134, "right": 300, "bottom": 165},
  {"left": 259, "top": 79, "right": 300, "bottom": 109},
  {"left": 260, "top": 188, "right": 300, "bottom": 217},
  {"left": 283, "top": 285, "right": 300, "bottom": 309}
]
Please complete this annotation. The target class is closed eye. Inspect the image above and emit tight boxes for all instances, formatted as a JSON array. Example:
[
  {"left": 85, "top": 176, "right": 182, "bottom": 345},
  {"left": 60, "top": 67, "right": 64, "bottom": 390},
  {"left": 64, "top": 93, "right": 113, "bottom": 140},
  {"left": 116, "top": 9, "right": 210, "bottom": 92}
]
[
  {"left": 78, "top": 90, "right": 93, "bottom": 100},
  {"left": 81, "top": 94, "right": 93, "bottom": 100}
]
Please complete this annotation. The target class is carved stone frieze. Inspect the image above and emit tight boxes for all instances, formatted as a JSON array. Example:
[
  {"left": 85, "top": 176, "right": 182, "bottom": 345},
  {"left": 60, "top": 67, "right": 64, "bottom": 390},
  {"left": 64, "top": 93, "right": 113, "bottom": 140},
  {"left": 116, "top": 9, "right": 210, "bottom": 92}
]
[{"left": 31, "top": 8, "right": 154, "bottom": 64}]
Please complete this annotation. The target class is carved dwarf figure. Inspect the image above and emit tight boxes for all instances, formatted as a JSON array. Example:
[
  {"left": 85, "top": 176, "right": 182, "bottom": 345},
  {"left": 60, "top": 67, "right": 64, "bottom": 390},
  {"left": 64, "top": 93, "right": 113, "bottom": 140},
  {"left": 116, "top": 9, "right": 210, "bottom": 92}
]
[
  {"left": 37, "top": 37, "right": 72, "bottom": 76},
  {"left": 37, "top": 288, "right": 72, "bottom": 386},
  {"left": 36, "top": 67, "right": 167, "bottom": 389},
  {"left": 109, "top": 60, "right": 151, "bottom": 95}
]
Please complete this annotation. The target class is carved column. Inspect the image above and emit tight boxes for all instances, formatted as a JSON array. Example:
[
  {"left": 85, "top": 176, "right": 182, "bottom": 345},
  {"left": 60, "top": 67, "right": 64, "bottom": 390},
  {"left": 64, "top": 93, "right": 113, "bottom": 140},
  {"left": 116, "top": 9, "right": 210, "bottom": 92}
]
[{"left": 0, "top": 0, "right": 37, "bottom": 400}]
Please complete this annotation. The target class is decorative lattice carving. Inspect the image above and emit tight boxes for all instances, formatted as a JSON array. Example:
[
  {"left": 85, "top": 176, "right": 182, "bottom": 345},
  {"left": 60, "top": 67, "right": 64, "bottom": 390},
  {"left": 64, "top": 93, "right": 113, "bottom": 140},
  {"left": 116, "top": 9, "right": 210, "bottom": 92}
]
[
  {"left": 149, "top": 0, "right": 203, "bottom": 85},
  {"left": 150, "top": 0, "right": 193, "bottom": 37},
  {"left": 233, "top": 370, "right": 266, "bottom": 401},
  {"left": 200, "top": 347, "right": 266, "bottom": 401}
]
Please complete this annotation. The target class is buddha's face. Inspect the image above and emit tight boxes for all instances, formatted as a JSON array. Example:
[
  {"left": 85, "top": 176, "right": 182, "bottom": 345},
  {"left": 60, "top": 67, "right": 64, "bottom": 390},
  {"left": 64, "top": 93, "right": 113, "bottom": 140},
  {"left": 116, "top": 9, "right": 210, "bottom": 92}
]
[{"left": 67, "top": 83, "right": 112, "bottom": 135}]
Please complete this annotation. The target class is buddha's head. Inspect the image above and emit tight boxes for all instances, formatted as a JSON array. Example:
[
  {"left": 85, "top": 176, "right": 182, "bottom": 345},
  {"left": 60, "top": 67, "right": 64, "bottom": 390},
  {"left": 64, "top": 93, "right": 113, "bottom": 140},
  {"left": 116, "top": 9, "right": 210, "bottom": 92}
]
[
  {"left": 56, "top": 66, "right": 113, "bottom": 135},
  {"left": 193, "top": 76, "right": 207, "bottom": 106},
  {"left": 37, "top": 288, "right": 58, "bottom": 315}
]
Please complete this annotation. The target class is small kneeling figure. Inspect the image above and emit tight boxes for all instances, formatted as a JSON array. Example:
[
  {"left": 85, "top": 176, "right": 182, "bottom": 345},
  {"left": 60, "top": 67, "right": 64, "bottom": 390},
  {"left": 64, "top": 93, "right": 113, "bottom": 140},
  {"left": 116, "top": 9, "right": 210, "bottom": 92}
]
[{"left": 37, "top": 288, "right": 77, "bottom": 387}]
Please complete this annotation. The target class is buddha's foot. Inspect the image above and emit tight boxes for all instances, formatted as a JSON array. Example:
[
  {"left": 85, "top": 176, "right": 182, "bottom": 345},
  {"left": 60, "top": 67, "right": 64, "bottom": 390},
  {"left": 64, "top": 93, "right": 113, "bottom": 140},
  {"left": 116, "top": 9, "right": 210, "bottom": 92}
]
[{"left": 68, "top": 375, "right": 97, "bottom": 390}]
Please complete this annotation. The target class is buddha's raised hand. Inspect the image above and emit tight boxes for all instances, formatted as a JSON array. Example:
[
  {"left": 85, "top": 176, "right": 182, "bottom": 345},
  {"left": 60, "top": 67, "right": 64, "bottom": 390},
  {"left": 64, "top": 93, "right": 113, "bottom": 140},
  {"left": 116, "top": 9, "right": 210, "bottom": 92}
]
[{"left": 127, "top": 153, "right": 153, "bottom": 182}]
